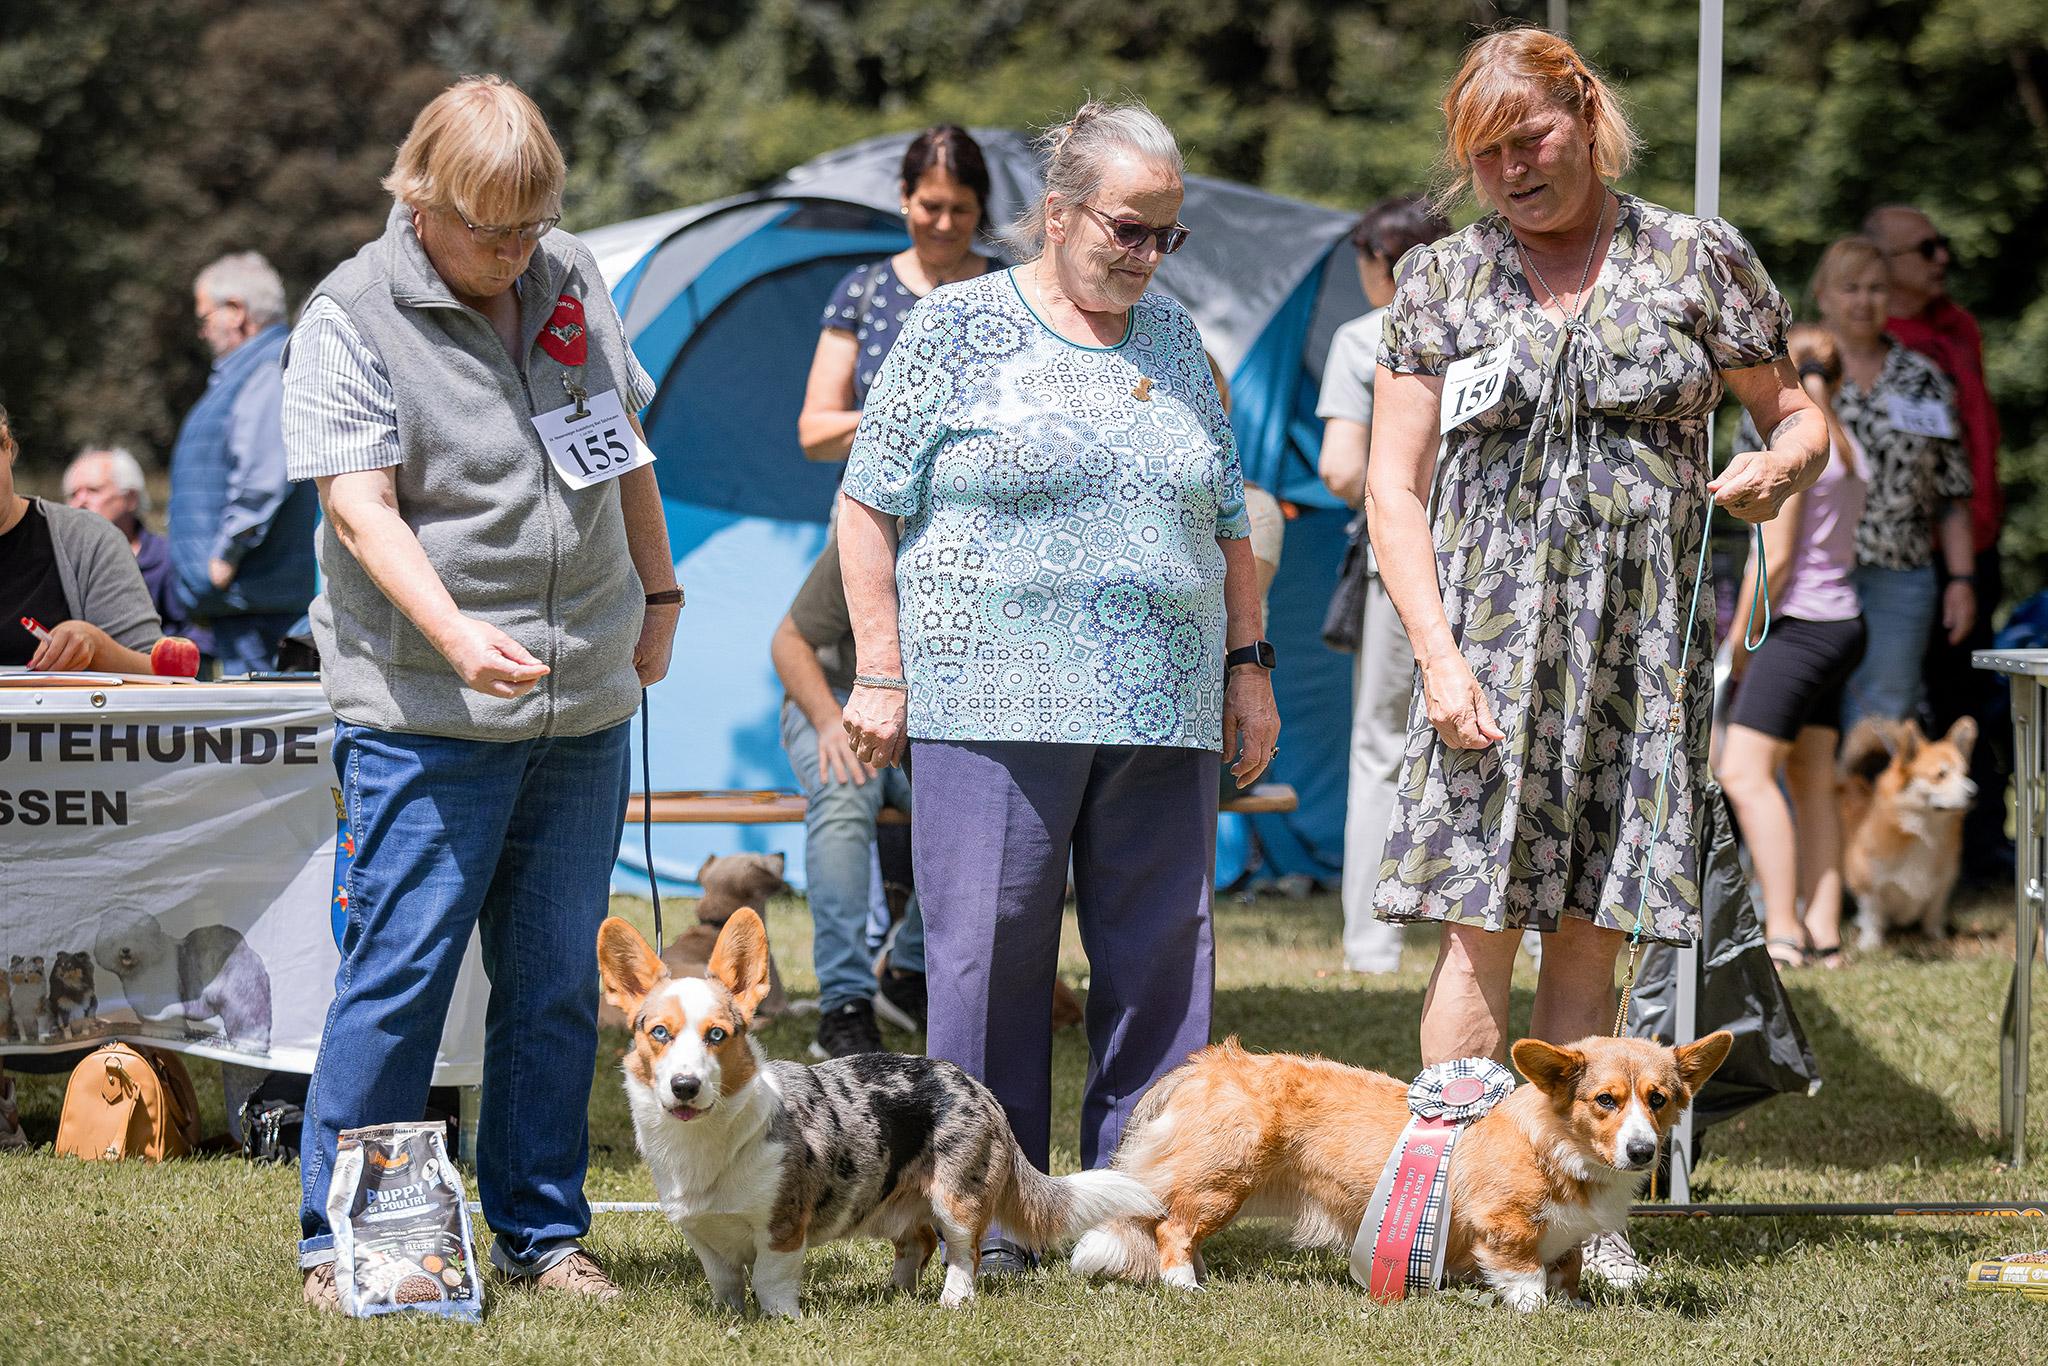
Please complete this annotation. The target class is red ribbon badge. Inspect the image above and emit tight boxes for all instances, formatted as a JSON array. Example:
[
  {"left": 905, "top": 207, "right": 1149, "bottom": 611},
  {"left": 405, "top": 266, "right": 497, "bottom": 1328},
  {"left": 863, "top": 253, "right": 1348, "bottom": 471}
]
[
  {"left": 1368, "top": 1117, "right": 1456, "bottom": 1301},
  {"left": 539, "top": 293, "right": 588, "bottom": 366}
]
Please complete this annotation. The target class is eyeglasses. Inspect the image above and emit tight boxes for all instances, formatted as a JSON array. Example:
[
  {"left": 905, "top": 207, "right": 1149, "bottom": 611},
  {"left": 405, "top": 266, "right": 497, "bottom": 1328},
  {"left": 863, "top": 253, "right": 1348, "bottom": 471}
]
[
  {"left": 1078, "top": 204, "right": 1190, "bottom": 256},
  {"left": 1888, "top": 233, "right": 1950, "bottom": 262},
  {"left": 455, "top": 210, "right": 561, "bottom": 246}
]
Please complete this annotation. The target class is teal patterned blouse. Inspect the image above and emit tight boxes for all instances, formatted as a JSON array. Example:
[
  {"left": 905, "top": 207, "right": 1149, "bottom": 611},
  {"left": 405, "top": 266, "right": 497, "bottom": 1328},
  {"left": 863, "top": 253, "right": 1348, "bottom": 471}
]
[{"left": 841, "top": 267, "right": 1250, "bottom": 749}]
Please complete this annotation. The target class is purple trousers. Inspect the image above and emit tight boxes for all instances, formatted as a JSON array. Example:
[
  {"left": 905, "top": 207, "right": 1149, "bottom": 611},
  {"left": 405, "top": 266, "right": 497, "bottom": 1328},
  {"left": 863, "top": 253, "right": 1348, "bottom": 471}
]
[{"left": 909, "top": 738, "right": 1218, "bottom": 1170}]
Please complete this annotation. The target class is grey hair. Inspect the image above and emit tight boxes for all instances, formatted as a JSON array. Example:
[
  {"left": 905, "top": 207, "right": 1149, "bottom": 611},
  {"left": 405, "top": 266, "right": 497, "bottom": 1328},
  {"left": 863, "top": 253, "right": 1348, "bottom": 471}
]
[
  {"left": 1001, "top": 97, "right": 1185, "bottom": 259},
  {"left": 194, "top": 251, "right": 287, "bottom": 328},
  {"left": 67, "top": 445, "right": 151, "bottom": 514}
]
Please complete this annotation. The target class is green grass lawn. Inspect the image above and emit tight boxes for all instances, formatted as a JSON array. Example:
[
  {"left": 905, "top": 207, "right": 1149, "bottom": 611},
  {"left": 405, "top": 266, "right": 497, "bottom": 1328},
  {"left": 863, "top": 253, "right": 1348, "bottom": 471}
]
[{"left": 2, "top": 887, "right": 2042, "bottom": 1363}]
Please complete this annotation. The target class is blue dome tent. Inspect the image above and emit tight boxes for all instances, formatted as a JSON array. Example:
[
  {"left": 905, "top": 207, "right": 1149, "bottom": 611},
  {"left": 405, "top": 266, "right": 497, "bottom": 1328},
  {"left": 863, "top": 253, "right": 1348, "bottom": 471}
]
[{"left": 582, "top": 128, "right": 1369, "bottom": 894}]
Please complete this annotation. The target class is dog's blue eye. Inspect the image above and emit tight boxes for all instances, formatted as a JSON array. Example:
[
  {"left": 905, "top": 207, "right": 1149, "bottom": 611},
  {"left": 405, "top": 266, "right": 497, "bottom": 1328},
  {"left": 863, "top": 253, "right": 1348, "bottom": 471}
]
[
  {"left": 1595, "top": 1093, "right": 1619, "bottom": 1111},
  {"left": 648, "top": 1024, "right": 671, "bottom": 1043},
  {"left": 706, "top": 1027, "right": 728, "bottom": 1045},
  {"left": 1647, "top": 1091, "right": 1666, "bottom": 1111}
]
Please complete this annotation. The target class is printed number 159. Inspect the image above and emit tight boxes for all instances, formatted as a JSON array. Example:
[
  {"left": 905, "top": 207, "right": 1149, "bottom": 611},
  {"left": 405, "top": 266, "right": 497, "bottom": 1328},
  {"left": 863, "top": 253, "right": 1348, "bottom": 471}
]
[{"left": 568, "top": 426, "right": 630, "bottom": 477}]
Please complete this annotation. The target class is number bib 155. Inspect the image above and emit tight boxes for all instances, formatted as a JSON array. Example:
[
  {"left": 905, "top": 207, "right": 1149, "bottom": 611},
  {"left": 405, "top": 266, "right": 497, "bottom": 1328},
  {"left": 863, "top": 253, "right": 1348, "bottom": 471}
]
[{"left": 531, "top": 387, "right": 656, "bottom": 490}]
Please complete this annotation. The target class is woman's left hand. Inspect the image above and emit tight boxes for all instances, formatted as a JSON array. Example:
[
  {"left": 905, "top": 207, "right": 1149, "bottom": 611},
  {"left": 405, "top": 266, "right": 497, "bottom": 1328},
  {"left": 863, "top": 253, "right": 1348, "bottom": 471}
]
[
  {"left": 1222, "top": 666, "right": 1281, "bottom": 785},
  {"left": 29, "top": 620, "right": 110, "bottom": 672},
  {"left": 1708, "top": 448, "right": 1800, "bottom": 523},
  {"left": 1943, "top": 578, "right": 1977, "bottom": 645},
  {"left": 635, "top": 603, "right": 680, "bottom": 687}
]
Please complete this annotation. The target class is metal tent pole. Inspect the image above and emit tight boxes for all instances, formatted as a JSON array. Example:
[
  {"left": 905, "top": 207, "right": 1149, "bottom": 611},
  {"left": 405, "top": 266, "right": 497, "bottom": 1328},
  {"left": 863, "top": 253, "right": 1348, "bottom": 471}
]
[{"left": 1665, "top": 0, "right": 1726, "bottom": 1207}]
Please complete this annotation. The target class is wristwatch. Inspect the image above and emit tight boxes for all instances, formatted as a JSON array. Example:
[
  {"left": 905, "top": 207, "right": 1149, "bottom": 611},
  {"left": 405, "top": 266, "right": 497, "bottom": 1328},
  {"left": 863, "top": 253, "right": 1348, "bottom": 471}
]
[{"left": 1226, "top": 640, "right": 1277, "bottom": 672}]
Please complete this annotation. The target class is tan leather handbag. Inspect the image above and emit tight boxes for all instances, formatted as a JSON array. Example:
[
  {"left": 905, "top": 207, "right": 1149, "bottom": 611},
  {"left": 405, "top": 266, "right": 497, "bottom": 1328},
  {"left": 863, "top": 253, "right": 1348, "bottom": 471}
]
[{"left": 55, "top": 1043, "right": 201, "bottom": 1162}]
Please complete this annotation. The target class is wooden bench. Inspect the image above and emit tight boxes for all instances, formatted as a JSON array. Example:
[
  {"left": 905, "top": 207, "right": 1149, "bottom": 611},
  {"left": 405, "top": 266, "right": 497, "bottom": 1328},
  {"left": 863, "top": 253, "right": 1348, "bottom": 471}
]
[{"left": 625, "top": 783, "right": 1299, "bottom": 825}]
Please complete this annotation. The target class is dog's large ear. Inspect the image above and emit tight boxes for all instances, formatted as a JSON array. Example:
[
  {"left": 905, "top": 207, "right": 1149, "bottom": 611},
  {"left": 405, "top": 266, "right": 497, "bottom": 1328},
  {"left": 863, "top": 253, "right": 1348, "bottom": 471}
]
[
  {"left": 1897, "top": 722, "right": 1924, "bottom": 765},
  {"left": 1511, "top": 1038, "right": 1585, "bottom": 1095},
  {"left": 1945, "top": 715, "right": 1979, "bottom": 761},
  {"left": 767, "top": 852, "right": 786, "bottom": 878},
  {"left": 1675, "top": 1030, "right": 1734, "bottom": 1093},
  {"left": 707, "top": 907, "right": 774, "bottom": 1021},
  {"left": 596, "top": 917, "right": 667, "bottom": 1020}
]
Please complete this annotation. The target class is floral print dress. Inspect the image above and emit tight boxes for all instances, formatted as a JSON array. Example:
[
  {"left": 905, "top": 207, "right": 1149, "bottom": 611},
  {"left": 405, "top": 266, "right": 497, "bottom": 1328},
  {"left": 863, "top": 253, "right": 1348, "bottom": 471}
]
[{"left": 1370, "top": 194, "right": 1790, "bottom": 945}]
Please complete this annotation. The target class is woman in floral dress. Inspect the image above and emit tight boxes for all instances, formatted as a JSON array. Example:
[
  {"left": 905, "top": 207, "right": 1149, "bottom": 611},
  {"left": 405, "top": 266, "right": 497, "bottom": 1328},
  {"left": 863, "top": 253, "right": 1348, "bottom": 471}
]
[{"left": 1363, "top": 28, "right": 1829, "bottom": 1074}]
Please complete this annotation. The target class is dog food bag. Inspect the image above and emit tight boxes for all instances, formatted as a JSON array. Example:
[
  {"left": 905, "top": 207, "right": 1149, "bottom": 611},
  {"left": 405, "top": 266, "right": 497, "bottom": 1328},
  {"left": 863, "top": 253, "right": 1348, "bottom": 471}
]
[{"left": 327, "top": 1121, "right": 482, "bottom": 1322}]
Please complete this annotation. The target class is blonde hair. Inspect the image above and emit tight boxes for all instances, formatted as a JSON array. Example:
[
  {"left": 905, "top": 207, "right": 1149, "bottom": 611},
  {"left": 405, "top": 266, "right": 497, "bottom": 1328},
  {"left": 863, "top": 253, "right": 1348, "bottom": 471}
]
[
  {"left": 383, "top": 75, "right": 565, "bottom": 225},
  {"left": 1002, "top": 97, "right": 1183, "bottom": 259},
  {"left": 1808, "top": 235, "right": 1886, "bottom": 304},
  {"left": 1437, "top": 27, "right": 1638, "bottom": 213}
]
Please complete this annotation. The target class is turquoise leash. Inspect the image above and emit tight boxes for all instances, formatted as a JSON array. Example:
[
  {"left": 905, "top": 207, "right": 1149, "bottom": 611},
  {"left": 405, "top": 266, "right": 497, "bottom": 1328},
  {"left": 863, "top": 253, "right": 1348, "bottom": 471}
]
[{"left": 1612, "top": 505, "right": 1769, "bottom": 1036}]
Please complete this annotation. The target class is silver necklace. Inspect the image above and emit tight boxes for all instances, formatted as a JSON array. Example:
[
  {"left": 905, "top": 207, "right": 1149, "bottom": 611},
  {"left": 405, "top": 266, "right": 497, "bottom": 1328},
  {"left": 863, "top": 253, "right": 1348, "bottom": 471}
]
[{"left": 1517, "top": 193, "right": 1610, "bottom": 323}]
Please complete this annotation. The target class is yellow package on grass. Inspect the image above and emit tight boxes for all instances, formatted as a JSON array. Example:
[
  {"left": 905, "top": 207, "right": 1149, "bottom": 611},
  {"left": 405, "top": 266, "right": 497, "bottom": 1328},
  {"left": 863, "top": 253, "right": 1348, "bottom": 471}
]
[{"left": 1965, "top": 1248, "right": 2048, "bottom": 1300}]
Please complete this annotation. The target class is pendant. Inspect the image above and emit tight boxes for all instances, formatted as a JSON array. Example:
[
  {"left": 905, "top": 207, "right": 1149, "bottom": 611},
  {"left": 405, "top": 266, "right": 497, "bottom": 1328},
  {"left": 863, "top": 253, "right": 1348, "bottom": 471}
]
[{"left": 1132, "top": 377, "right": 1153, "bottom": 401}]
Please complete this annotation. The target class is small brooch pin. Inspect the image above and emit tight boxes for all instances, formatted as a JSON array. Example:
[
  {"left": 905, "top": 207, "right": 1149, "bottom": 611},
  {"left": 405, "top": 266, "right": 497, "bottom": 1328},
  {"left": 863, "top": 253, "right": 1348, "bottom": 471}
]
[{"left": 1132, "top": 377, "right": 1153, "bottom": 401}]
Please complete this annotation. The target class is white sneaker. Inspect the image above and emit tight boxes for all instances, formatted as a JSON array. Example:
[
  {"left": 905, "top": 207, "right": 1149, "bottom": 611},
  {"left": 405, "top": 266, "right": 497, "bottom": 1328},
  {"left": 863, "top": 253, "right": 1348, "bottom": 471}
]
[{"left": 1580, "top": 1229, "right": 1650, "bottom": 1288}]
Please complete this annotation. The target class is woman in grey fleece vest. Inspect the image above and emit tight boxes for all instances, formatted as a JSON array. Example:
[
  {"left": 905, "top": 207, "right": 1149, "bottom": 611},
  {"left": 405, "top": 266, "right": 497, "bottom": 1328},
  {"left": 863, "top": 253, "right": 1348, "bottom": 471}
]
[{"left": 282, "top": 77, "right": 678, "bottom": 1310}]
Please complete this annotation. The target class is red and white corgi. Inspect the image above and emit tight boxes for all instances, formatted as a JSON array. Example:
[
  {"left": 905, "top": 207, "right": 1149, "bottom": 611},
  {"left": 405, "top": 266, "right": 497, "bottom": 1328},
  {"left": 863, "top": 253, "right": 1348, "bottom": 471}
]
[
  {"left": 1072, "top": 1031, "right": 1732, "bottom": 1310},
  {"left": 597, "top": 910, "right": 1160, "bottom": 1317},
  {"left": 1840, "top": 716, "right": 1977, "bottom": 949}
]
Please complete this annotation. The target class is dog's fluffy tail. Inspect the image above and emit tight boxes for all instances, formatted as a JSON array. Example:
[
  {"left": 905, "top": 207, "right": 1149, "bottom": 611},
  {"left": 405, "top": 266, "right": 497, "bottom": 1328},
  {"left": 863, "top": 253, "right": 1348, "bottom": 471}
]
[
  {"left": 996, "top": 1151, "right": 1161, "bottom": 1252},
  {"left": 1070, "top": 1218, "right": 1163, "bottom": 1282}
]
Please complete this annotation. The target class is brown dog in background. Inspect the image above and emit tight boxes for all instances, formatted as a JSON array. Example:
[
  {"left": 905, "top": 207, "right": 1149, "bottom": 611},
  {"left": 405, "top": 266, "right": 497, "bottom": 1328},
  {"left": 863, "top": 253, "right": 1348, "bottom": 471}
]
[
  {"left": 599, "top": 853, "right": 791, "bottom": 1029},
  {"left": 1840, "top": 716, "right": 1977, "bottom": 950}
]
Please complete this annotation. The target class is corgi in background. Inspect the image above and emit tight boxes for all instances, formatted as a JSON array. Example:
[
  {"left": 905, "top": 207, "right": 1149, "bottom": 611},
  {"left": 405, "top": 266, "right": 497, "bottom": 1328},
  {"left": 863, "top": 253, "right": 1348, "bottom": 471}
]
[
  {"left": 598, "top": 852, "right": 792, "bottom": 1031},
  {"left": 1072, "top": 1031, "right": 1732, "bottom": 1311},
  {"left": 1840, "top": 716, "right": 1977, "bottom": 949},
  {"left": 596, "top": 909, "right": 1160, "bottom": 1317}
]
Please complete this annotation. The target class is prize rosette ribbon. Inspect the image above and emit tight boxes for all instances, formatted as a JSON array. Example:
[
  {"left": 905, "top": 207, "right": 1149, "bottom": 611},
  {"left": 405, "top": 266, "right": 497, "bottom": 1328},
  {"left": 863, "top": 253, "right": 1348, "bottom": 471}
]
[{"left": 1351, "top": 1057, "right": 1517, "bottom": 1300}]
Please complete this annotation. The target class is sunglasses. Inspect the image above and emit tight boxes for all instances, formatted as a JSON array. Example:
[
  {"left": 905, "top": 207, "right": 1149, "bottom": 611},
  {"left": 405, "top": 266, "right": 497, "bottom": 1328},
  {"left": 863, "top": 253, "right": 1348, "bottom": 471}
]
[
  {"left": 1888, "top": 233, "right": 1950, "bottom": 262},
  {"left": 456, "top": 210, "right": 561, "bottom": 246},
  {"left": 1079, "top": 203, "right": 1190, "bottom": 256}
]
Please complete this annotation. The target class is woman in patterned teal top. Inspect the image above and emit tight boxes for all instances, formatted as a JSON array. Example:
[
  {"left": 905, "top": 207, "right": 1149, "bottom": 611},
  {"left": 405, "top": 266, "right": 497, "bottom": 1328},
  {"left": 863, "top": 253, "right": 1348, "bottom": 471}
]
[
  {"left": 839, "top": 101, "right": 1279, "bottom": 1266},
  {"left": 1364, "top": 30, "right": 1827, "bottom": 1078}
]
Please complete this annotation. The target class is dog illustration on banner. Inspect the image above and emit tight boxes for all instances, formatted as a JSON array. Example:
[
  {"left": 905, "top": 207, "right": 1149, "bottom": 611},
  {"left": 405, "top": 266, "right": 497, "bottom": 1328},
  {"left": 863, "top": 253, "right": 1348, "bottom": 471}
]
[
  {"left": 6, "top": 956, "right": 51, "bottom": 1042},
  {"left": 93, "top": 907, "right": 273, "bottom": 1051},
  {"left": 46, "top": 951, "right": 98, "bottom": 1039}
]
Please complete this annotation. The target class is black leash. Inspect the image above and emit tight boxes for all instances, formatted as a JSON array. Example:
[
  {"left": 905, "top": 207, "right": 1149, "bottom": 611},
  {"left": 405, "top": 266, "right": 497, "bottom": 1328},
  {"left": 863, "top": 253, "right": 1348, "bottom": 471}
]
[{"left": 640, "top": 687, "right": 662, "bottom": 955}]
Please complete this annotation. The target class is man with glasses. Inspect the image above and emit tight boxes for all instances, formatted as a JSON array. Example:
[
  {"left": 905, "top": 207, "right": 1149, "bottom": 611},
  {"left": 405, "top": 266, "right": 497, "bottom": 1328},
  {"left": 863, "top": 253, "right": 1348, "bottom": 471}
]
[
  {"left": 1866, "top": 202, "right": 2011, "bottom": 882},
  {"left": 169, "top": 251, "right": 318, "bottom": 673}
]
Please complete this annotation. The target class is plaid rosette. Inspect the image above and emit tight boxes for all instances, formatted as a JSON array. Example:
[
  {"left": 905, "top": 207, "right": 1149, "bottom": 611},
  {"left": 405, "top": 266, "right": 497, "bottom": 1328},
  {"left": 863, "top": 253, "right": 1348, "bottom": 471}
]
[{"left": 1408, "top": 1057, "right": 1516, "bottom": 1123}]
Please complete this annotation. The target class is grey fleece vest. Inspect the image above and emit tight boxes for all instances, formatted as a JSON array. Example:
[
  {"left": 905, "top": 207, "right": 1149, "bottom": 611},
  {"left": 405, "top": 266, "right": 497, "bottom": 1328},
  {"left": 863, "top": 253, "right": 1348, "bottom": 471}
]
[{"left": 297, "top": 205, "right": 643, "bottom": 741}]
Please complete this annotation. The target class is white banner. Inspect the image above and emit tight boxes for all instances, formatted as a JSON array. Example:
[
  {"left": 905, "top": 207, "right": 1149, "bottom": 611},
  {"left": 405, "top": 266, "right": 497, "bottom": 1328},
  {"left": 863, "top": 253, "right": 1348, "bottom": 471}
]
[{"left": 0, "top": 682, "right": 485, "bottom": 1083}]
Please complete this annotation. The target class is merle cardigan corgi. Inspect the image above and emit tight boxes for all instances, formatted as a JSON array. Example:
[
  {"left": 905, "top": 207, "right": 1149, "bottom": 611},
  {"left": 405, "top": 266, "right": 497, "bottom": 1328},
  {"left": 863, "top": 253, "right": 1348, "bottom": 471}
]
[{"left": 597, "top": 910, "right": 1161, "bottom": 1316}]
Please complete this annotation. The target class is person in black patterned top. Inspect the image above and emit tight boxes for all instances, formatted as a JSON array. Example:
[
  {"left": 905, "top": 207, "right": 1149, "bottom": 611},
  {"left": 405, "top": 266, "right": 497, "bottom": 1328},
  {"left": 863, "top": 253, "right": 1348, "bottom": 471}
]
[
  {"left": 1809, "top": 235, "right": 1973, "bottom": 730},
  {"left": 797, "top": 126, "right": 996, "bottom": 462}
]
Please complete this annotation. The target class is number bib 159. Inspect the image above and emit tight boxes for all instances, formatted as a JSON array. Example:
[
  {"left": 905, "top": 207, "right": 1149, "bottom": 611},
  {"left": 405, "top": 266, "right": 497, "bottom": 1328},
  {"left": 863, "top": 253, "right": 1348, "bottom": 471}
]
[
  {"left": 531, "top": 387, "right": 656, "bottom": 490},
  {"left": 1440, "top": 340, "right": 1512, "bottom": 433}
]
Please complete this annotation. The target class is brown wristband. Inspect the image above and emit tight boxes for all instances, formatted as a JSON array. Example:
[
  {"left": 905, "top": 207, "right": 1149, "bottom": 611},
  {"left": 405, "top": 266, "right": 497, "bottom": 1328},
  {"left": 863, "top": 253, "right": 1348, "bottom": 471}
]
[{"left": 644, "top": 588, "right": 685, "bottom": 606}]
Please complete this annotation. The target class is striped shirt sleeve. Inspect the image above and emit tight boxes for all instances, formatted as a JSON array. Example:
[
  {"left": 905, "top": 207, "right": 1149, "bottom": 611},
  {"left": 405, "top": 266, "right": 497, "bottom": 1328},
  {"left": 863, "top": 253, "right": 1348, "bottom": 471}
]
[{"left": 283, "top": 296, "right": 402, "bottom": 481}]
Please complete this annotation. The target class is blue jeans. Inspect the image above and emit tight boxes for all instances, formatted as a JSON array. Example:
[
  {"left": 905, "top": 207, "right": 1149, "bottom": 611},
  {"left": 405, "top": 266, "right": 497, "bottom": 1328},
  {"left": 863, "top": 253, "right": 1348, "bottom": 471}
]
[
  {"left": 780, "top": 698, "right": 924, "bottom": 1011},
  {"left": 205, "top": 611, "right": 302, "bottom": 676},
  {"left": 1843, "top": 564, "right": 1938, "bottom": 731},
  {"left": 297, "top": 719, "right": 630, "bottom": 1276}
]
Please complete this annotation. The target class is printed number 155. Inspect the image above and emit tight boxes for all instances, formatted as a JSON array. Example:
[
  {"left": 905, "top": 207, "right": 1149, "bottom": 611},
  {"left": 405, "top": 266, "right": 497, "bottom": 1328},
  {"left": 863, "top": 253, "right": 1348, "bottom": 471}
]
[{"left": 568, "top": 426, "right": 630, "bottom": 476}]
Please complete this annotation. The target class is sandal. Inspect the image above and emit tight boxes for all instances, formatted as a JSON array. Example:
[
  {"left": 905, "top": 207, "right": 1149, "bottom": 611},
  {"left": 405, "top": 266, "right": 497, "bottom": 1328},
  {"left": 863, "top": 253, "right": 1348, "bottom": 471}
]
[
  {"left": 1806, "top": 942, "right": 1845, "bottom": 971},
  {"left": 1765, "top": 936, "right": 1808, "bottom": 971}
]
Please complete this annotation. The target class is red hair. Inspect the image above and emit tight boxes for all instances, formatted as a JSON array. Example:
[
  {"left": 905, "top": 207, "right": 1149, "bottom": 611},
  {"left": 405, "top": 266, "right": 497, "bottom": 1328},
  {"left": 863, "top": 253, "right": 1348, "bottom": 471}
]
[{"left": 1438, "top": 27, "right": 1638, "bottom": 212}]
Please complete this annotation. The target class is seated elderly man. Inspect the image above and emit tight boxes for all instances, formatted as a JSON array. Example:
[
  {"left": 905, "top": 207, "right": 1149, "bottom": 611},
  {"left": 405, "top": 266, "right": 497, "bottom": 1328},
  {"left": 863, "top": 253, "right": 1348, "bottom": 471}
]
[
  {"left": 771, "top": 526, "right": 927, "bottom": 1058},
  {"left": 64, "top": 445, "right": 187, "bottom": 638}
]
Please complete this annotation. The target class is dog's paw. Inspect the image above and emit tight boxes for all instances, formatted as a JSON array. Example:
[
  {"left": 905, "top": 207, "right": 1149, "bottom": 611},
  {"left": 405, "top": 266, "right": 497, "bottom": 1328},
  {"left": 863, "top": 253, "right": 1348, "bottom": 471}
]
[
  {"left": 1160, "top": 1262, "right": 1204, "bottom": 1291},
  {"left": 938, "top": 1265, "right": 977, "bottom": 1308}
]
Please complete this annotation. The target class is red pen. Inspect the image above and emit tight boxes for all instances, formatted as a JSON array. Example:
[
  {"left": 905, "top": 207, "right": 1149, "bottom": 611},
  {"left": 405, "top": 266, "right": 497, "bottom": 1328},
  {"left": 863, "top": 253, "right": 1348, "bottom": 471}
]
[{"left": 20, "top": 616, "right": 51, "bottom": 643}]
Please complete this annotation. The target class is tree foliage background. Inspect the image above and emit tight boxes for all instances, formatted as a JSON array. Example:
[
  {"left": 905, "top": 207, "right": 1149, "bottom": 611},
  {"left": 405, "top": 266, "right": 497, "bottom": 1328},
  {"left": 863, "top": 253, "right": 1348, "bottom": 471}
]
[{"left": 4, "top": 0, "right": 2045, "bottom": 590}]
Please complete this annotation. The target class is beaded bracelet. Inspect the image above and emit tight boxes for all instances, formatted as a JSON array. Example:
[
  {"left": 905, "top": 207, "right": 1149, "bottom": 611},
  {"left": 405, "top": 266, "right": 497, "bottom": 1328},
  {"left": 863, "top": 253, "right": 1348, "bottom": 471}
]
[{"left": 854, "top": 673, "right": 909, "bottom": 691}]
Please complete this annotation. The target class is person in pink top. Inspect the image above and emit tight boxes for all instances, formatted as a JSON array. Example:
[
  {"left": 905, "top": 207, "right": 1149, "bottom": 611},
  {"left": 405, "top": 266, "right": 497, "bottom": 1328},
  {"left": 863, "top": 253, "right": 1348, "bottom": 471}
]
[{"left": 1716, "top": 324, "right": 1868, "bottom": 971}]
